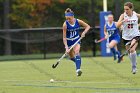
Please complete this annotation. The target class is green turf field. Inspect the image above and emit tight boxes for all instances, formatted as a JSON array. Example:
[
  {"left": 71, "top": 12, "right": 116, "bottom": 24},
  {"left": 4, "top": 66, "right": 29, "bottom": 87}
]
[{"left": 0, "top": 57, "right": 140, "bottom": 93}]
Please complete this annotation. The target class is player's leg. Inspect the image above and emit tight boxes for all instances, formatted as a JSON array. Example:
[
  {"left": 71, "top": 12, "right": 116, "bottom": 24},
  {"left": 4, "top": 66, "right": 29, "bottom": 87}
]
[
  {"left": 129, "top": 39, "right": 138, "bottom": 74},
  {"left": 110, "top": 36, "right": 121, "bottom": 62},
  {"left": 67, "top": 39, "right": 82, "bottom": 76},
  {"left": 125, "top": 45, "right": 131, "bottom": 60},
  {"left": 68, "top": 45, "right": 82, "bottom": 76},
  {"left": 69, "top": 49, "right": 75, "bottom": 62},
  {"left": 108, "top": 40, "right": 118, "bottom": 60},
  {"left": 114, "top": 45, "right": 121, "bottom": 60},
  {"left": 67, "top": 39, "right": 76, "bottom": 63},
  {"left": 124, "top": 40, "right": 131, "bottom": 60},
  {"left": 73, "top": 43, "right": 82, "bottom": 76}
]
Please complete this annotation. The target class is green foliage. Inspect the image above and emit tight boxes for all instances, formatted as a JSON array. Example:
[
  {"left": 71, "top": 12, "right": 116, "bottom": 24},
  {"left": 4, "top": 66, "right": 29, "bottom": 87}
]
[
  {"left": 43, "top": 0, "right": 91, "bottom": 27},
  {"left": 64, "top": 0, "right": 91, "bottom": 3},
  {"left": 6, "top": 0, "right": 140, "bottom": 28},
  {"left": 0, "top": 0, "right": 3, "bottom": 2},
  {"left": 131, "top": 0, "right": 140, "bottom": 13},
  {"left": 0, "top": 0, "right": 3, "bottom": 29},
  {"left": 120, "top": 0, "right": 140, "bottom": 13},
  {"left": 9, "top": 0, "right": 50, "bottom": 28}
]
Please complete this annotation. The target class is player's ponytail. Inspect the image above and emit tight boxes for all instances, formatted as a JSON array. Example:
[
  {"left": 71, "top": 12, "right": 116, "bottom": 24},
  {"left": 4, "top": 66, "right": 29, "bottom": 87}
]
[
  {"left": 65, "top": 8, "right": 74, "bottom": 13},
  {"left": 124, "top": 2, "right": 134, "bottom": 10},
  {"left": 65, "top": 8, "right": 74, "bottom": 16}
]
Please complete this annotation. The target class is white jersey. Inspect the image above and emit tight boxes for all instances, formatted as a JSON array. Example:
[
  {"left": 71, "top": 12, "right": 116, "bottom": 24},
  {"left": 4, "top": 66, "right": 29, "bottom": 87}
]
[{"left": 122, "top": 11, "right": 140, "bottom": 40}]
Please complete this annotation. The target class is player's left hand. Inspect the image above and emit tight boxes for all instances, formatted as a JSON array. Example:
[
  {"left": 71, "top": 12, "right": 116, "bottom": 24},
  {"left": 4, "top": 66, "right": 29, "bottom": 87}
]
[
  {"left": 105, "top": 35, "right": 109, "bottom": 39},
  {"left": 81, "top": 32, "right": 86, "bottom": 38}
]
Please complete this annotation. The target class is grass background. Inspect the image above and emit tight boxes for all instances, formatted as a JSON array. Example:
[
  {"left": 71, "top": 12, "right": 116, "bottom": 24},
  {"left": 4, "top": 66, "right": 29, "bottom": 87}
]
[{"left": 0, "top": 57, "right": 140, "bottom": 93}]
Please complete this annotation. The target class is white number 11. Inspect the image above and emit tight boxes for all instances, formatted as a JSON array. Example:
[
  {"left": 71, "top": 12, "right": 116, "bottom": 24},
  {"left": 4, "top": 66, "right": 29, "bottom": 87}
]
[{"left": 70, "top": 31, "right": 76, "bottom": 38}]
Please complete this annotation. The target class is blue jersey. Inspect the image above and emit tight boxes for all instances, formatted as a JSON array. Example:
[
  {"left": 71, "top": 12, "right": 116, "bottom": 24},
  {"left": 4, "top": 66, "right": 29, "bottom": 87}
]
[
  {"left": 66, "top": 19, "right": 80, "bottom": 39},
  {"left": 106, "top": 22, "right": 119, "bottom": 37},
  {"left": 65, "top": 19, "right": 81, "bottom": 47},
  {"left": 106, "top": 22, "right": 120, "bottom": 43}
]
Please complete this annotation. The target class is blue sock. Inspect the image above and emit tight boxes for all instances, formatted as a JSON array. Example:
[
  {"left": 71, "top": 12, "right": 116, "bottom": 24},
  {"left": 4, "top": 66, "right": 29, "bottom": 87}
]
[
  {"left": 111, "top": 48, "right": 116, "bottom": 55},
  {"left": 70, "top": 57, "right": 75, "bottom": 62},
  {"left": 111, "top": 48, "right": 117, "bottom": 58},
  {"left": 116, "top": 51, "right": 121, "bottom": 58},
  {"left": 75, "top": 55, "right": 81, "bottom": 70}
]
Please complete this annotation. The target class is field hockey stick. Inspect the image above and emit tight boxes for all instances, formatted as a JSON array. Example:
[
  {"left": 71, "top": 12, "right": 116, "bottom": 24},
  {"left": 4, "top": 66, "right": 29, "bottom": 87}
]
[
  {"left": 95, "top": 20, "right": 126, "bottom": 44},
  {"left": 118, "top": 37, "right": 140, "bottom": 63},
  {"left": 94, "top": 37, "right": 106, "bottom": 43},
  {"left": 52, "top": 37, "right": 82, "bottom": 69},
  {"left": 94, "top": 34, "right": 111, "bottom": 43}
]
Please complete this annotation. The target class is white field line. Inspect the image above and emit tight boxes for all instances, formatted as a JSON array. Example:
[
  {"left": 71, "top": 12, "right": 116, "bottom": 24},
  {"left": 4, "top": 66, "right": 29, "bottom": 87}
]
[{"left": 4, "top": 80, "right": 130, "bottom": 85}]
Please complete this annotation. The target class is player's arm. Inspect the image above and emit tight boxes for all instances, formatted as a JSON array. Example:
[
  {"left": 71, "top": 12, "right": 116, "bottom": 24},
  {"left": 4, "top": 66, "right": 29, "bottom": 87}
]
[
  {"left": 104, "top": 25, "right": 108, "bottom": 39},
  {"left": 115, "top": 22, "right": 123, "bottom": 32},
  {"left": 136, "top": 14, "right": 140, "bottom": 28},
  {"left": 136, "top": 13, "right": 140, "bottom": 19},
  {"left": 116, "top": 14, "right": 124, "bottom": 28},
  {"left": 63, "top": 22, "right": 68, "bottom": 50},
  {"left": 77, "top": 19, "right": 90, "bottom": 38}
]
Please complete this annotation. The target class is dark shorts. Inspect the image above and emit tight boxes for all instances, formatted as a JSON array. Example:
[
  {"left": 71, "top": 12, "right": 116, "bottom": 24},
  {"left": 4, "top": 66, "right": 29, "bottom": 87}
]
[
  {"left": 67, "top": 37, "right": 81, "bottom": 48},
  {"left": 123, "top": 36, "right": 140, "bottom": 46},
  {"left": 109, "top": 35, "right": 120, "bottom": 44}
]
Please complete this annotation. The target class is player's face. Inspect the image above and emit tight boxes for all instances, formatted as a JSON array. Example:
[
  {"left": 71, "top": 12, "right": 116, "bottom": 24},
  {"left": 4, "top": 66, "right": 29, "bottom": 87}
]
[
  {"left": 124, "top": 6, "right": 132, "bottom": 16},
  {"left": 65, "top": 16, "right": 74, "bottom": 23},
  {"left": 108, "top": 15, "right": 114, "bottom": 22}
]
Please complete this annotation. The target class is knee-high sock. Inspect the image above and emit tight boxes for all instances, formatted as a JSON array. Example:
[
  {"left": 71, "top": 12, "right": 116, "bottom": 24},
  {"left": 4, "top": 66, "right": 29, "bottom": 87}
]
[
  {"left": 116, "top": 51, "right": 120, "bottom": 58},
  {"left": 128, "top": 53, "right": 132, "bottom": 61},
  {"left": 75, "top": 55, "right": 81, "bottom": 70},
  {"left": 111, "top": 48, "right": 117, "bottom": 57},
  {"left": 70, "top": 57, "right": 75, "bottom": 62},
  {"left": 130, "top": 51, "right": 137, "bottom": 68},
  {"left": 128, "top": 53, "right": 133, "bottom": 66}
]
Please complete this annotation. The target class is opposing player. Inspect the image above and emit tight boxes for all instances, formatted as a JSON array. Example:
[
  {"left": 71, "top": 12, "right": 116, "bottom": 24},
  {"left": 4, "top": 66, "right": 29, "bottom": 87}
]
[
  {"left": 104, "top": 14, "right": 121, "bottom": 62},
  {"left": 63, "top": 8, "right": 90, "bottom": 76},
  {"left": 118, "top": 2, "right": 140, "bottom": 74}
]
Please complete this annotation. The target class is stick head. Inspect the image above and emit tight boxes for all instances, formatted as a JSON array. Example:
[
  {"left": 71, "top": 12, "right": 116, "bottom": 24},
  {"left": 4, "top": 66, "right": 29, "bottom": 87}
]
[
  {"left": 52, "top": 62, "right": 59, "bottom": 69},
  {"left": 94, "top": 39, "right": 98, "bottom": 43}
]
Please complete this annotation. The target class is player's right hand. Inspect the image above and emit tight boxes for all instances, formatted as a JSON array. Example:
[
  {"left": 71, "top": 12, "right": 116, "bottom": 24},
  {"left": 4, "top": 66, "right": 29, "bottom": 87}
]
[
  {"left": 65, "top": 46, "right": 70, "bottom": 54},
  {"left": 123, "top": 19, "right": 129, "bottom": 23}
]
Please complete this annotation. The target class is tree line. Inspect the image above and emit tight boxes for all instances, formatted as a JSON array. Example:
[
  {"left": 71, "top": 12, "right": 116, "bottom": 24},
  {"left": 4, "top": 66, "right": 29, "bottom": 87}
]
[{"left": 0, "top": 0, "right": 140, "bottom": 55}]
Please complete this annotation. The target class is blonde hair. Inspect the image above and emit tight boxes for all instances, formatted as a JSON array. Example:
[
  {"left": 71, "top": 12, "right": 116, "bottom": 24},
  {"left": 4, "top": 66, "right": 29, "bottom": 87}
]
[{"left": 108, "top": 14, "right": 113, "bottom": 17}]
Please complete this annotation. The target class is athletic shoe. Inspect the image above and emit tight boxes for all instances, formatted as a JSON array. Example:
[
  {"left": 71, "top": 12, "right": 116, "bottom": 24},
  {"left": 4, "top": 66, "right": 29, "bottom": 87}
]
[
  {"left": 132, "top": 68, "right": 137, "bottom": 74},
  {"left": 117, "top": 55, "right": 123, "bottom": 63},
  {"left": 76, "top": 69, "right": 82, "bottom": 76}
]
